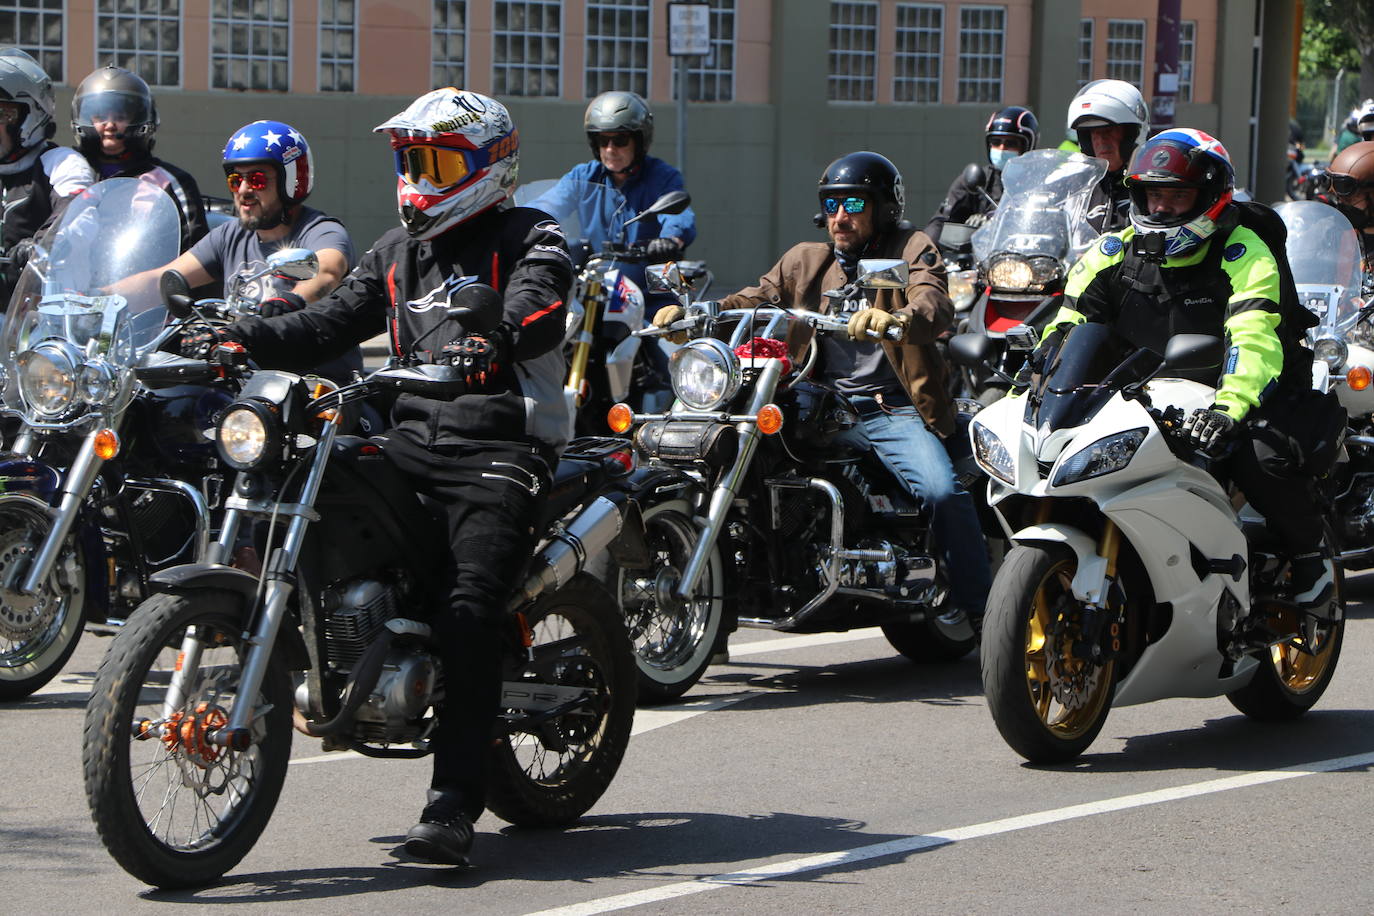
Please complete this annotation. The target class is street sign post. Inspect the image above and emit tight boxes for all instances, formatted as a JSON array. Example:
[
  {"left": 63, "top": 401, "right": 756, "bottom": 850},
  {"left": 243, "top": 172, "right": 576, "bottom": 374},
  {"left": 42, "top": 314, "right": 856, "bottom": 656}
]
[{"left": 667, "top": 2, "right": 710, "bottom": 178}]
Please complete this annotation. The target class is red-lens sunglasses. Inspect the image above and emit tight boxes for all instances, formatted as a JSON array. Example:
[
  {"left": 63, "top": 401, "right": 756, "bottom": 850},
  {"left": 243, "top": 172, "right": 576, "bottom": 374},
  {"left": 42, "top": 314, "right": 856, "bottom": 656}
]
[{"left": 227, "top": 170, "right": 270, "bottom": 192}]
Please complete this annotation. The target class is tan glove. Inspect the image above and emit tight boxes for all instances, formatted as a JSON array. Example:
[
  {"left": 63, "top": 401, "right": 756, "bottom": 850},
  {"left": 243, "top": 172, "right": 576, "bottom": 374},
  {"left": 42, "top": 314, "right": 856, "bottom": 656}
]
[
  {"left": 847, "top": 308, "right": 909, "bottom": 343},
  {"left": 652, "top": 304, "right": 689, "bottom": 344}
]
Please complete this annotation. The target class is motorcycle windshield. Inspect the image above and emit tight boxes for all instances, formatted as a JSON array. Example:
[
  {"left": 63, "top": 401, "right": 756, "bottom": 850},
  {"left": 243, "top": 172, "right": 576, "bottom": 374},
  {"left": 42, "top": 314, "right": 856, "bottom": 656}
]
[
  {"left": 1275, "top": 200, "right": 1365, "bottom": 340},
  {"left": 972, "top": 150, "right": 1108, "bottom": 266},
  {"left": 1032, "top": 322, "right": 1144, "bottom": 432},
  {"left": 516, "top": 177, "right": 630, "bottom": 251}
]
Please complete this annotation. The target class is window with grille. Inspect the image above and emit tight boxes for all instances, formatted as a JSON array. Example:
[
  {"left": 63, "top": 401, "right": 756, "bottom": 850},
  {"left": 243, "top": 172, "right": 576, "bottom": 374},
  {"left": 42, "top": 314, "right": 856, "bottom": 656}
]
[
  {"left": 683, "top": 0, "right": 734, "bottom": 102},
  {"left": 211, "top": 0, "right": 291, "bottom": 91},
  {"left": 828, "top": 0, "right": 876, "bottom": 102},
  {"left": 1078, "top": 18, "right": 1093, "bottom": 87},
  {"left": 1178, "top": 20, "right": 1195, "bottom": 103},
  {"left": 96, "top": 0, "right": 180, "bottom": 87},
  {"left": 493, "top": 0, "right": 560, "bottom": 97},
  {"left": 1105, "top": 19, "right": 1145, "bottom": 88},
  {"left": 0, "top": 0, "right": 62, "bottom": 82},
  {"left": 319, "top": 0, "right": 354, "bottom": 91},
  {"left": 585, "top": 0, "right": 649, "bottom": 98},
  {"left": 432, "top": 0, "right": 466, "bottom": 88},
  {"left": 957, "top": 5, "right": 1004, "bottom": 104},
  {"left": 893, "top": 3, "right": 941, "bottom": 104}
]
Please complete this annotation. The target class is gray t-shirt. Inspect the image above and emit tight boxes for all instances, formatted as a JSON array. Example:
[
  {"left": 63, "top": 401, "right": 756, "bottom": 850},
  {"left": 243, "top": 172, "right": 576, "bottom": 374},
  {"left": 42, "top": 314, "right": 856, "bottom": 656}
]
[{"left": 189, "top": 206, "right": 355, "bottom": 301}]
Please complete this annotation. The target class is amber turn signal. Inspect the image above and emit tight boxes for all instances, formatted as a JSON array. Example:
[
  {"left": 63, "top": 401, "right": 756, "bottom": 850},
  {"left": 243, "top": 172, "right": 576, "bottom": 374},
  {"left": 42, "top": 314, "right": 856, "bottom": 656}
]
[
  {"left": 607, "top": 402, "right": 634, "bottom": 434},
  {"left": 1348, "top": 366, "right": 1372, "bottom": 391},
  {"left": 94, "top": 428, "right": 120, "bottom": 460},
  {"left": 757, "top": 404, "right": 784, "bottom": 435}
]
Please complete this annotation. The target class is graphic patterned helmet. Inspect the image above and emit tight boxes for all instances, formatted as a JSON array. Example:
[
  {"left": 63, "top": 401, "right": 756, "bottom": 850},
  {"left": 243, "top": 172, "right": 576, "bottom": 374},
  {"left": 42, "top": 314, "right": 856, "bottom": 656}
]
[
  {"left": 1125, "top": 128, "right": 1235, "bottom": 257},
  {"left": 1358, "top": 99, "right": 1374, "bottom": 142},
  {"left": 818, "top": 151, "right": 905, "bottom": 233},
  {"left": 986, "top": 106, "right": 1039, "bottom": 154},
  {"left": 71, "top": 66, "right": 158, "bottom": 158},
  {"left": 375, "top": 89, "right": 519, "bottom": 240},
  {"left": 584, "top": 91, "right": 653, "bottom": 159},
  {"left": 1067, "top": 79, "right": 1149, "bottom": 167},
  {"left": 0, "top": 49, "right": 54, "bottom": 158},
  {"left": 222, "top": 120, "right": 315, "bottom": 205}
]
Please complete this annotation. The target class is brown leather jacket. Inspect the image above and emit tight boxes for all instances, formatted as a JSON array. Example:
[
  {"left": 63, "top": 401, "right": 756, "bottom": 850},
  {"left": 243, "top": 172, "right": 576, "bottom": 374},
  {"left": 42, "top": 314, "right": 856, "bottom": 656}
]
[{"left": 719, "top": 226, "right": 956, "bottom": 436}]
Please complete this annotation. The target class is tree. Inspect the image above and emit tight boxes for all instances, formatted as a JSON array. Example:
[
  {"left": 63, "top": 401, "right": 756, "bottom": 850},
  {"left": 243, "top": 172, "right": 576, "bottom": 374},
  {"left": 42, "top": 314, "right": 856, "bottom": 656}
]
[{"left": 1307, "top": 0, "right": 1374, "bottom": 99}]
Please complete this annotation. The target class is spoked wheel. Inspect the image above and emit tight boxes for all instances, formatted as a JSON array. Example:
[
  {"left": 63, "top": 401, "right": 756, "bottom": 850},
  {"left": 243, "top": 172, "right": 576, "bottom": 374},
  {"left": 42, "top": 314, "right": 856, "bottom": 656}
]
[
  {"left": 0, "top": 497, "right": 88, "bottom": 701},
  {"left": 83, "top": 590, "right": 292, "bottom": 889},
  {"left": 981, "top": 544, "right": 1115, "bottom": 763},
  {"left": 616, "top": 499, "right": 723, "bottom": 703},
  {"left": 487, "top": 574, "right": 635, "bottom": 826}
]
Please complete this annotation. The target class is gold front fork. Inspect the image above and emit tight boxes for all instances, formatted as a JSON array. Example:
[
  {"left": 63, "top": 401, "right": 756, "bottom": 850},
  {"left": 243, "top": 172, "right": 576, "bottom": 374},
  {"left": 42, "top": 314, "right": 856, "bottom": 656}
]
[{"left": 566, "top": 279, "right": 602, "bottom": 408}]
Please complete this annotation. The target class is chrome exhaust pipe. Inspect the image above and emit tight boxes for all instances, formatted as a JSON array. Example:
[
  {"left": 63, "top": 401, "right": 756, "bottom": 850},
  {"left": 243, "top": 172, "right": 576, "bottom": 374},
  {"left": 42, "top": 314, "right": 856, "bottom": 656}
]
[{"left": 517, "top": 491, "right": 630, "bottom": 605}]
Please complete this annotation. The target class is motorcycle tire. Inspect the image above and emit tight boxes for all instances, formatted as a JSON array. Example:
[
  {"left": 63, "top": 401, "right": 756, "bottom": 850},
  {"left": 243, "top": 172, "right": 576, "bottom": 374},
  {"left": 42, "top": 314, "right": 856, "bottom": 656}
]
[
  {"left": 0, "top": 497, "right": 89, "bottom": 701},
  {"left": 881, "top": 614, "right": 976, "bottom": 664},
  {"left": 615, "top": 498, "right": 724, "bottom": 704},
  {"left": 83, "top": 590, "right": 293, "bottom": 889},
  {"left": 981, "top": 543, "right": 1115, "bottom": 763},
  {"left": 486, "top": 574, "right": 635, "bottom": 827}
]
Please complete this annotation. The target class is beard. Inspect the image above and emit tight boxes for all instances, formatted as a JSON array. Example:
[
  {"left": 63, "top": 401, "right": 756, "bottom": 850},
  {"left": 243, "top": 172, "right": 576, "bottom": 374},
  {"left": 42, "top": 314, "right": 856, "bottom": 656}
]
[{"left": 238, "top": 198, "right": 286, "bottom": 231}]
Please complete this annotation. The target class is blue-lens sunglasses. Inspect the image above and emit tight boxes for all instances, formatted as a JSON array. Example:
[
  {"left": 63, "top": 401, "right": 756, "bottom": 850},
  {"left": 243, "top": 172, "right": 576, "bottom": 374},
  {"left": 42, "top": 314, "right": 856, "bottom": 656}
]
[{"left": 822, "top": 196, "right": 868, "bottom": 215}]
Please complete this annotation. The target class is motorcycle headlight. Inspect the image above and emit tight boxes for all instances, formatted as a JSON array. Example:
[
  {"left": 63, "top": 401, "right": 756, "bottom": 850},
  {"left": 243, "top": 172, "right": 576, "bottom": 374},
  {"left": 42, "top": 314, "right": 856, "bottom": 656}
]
[
  {"left": 1314, "top": 336, "right": 1348, "bottom": 373},
  {"left": 670, "top": 338, "right": 742, "bottom": 411},
  {"left": 17, "top": 343, "right": 79, "bottom": 419},
  {"left": 948, "top": 268, "right": 978, "bottom": 311},
  {"left": 972, "top": 421, "right": 1015, "bottom": 485},
  {"left": 987, "top": 254, "right": 1061, "bottom": 292},
  {"left": 1052, "top": 427, "right": 1148, "bottom": 487},
  {"left": 79, "top": 359, "right": 119, "bottom": 406},
  {"left": 216, "top": 401, "right": 280, "bottom": 470}
]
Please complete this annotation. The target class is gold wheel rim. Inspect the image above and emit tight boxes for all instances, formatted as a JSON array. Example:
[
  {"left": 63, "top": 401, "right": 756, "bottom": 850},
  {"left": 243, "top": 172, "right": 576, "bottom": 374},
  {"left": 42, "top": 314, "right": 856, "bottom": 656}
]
[
  {"left": 1264, "top": 605, "right": 1340, "bottom": 693},
  {"left": 1024, "top": 558, "right": 1114, "bottom": 740}
]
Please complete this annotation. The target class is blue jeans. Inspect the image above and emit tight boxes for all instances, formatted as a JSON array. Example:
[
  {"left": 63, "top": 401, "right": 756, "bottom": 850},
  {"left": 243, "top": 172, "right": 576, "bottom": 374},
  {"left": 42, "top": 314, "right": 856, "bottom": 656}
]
[{"left": 836, "top": 396, "right": 992, "bottom": 615}]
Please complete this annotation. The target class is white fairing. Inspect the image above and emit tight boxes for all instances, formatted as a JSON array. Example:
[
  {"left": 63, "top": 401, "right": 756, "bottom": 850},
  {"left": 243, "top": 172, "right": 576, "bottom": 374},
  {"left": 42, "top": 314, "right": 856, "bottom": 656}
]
[{"left": 601, "top": 268, "right": 645, "bottom": 402}]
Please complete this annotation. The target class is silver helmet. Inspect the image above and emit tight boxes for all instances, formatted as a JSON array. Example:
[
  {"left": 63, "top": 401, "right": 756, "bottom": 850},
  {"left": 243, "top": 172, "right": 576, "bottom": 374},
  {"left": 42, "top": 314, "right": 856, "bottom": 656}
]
[
  {"left": 1067, "top": 79, "right": 1149, "bottom": 167},
  {"left": 0, "top": 49, "right": 55, "bottom": 156},
  {"left": 584, "top": 90, "right": 653, "bottom": 158}
]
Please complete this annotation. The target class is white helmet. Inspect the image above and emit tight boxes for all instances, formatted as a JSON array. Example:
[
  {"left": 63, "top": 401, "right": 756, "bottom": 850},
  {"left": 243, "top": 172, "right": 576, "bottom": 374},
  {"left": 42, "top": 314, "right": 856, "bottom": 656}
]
[
  {"left": 0, "top": 48, "right": 54, "bottom": 159},
  {"left": 374, "top": 89, "right": 520, "bottom": 240},
  {"left": 1067, "top": 79, "right": 1149, "bottom": 168}
]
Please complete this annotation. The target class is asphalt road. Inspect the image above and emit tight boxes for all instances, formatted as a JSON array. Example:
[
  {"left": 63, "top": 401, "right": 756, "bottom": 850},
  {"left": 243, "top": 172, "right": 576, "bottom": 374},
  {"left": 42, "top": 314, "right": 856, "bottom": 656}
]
[{"left": 5, "top": 574, "right": 1374, "bottom": 913}]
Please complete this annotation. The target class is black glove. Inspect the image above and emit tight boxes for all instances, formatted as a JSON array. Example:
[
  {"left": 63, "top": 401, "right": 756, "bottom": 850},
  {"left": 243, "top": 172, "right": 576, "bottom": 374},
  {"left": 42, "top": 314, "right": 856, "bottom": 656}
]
[
  {"left": 258, "top": 290, "right": 307, "bottom": 318},
  {"left": 440, "top": 324, "right": 512, "bottom": 388},
  {"left": 646, "top": 236, "right": 685, "bottom": 263},
  {"left": 7, "top": 236, "right": 36, "bottom": 272},
  {"left": 1182, "top": 405, "right": 1238, "bottom": 452},
  {"left": 179, "top": 325, "right": 243, "bottom": 359}
]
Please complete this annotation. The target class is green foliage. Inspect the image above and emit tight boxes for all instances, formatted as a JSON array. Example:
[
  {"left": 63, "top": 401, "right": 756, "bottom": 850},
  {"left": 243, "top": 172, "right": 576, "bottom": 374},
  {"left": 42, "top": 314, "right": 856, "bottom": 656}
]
[{"left": 1299, "top": 18, "right": 1360, "bottom": 77}]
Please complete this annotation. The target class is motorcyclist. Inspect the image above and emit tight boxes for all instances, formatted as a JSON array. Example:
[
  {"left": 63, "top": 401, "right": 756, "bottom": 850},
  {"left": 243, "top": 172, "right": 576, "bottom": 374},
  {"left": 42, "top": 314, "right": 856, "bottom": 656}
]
[
  {"left": 1358, "top": 100, "right": 1374, "bottom": 144},
  {"left": 71, "top": 66, "right": 207, "bottom": 251},
  {"left": 1334, "top": 103, "right": 1370, "bottom": 153},
  {"left": 179, "top": 89, "right": 573, "bottom": 866},
  {"left": 925, "top": 105, "right": 1039, "bottom": 243},
  {"left": 654, "top": 151, "right": 992, "bottom": 632},
  {"left": 1068, "top": 79, "right": 1150, "bottom": 235},
  {"left": 1322, "top": 140, "right": 1374, "bottom": 286},
  {"left": 0, "top": 49, "right": 95, "bottom": 303},
  {"left": 1038, "top": 128, "right": 1337, "bottom": 617}
]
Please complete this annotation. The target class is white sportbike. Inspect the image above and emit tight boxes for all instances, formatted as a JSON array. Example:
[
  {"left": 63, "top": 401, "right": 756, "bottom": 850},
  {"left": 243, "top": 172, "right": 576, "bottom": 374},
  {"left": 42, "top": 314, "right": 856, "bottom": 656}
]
[{"left": 972, "top": 323, "right": 1344, "bottom": 762}]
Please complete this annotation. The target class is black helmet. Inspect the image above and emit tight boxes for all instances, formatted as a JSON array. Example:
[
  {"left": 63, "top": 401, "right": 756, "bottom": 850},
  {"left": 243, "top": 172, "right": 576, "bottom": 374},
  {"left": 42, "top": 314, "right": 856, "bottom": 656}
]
[
  {"left": 818, "top": 151, "right": 904, "bottom": 232},
  {"left": 72, "top": 66, "right": 158, "bottom": 158},
  {"left": 584, "top": 90, "right": 653, "bottom": 160},
  {"left": 986, "top": 106, "right": 1038, "bottom": 154}
]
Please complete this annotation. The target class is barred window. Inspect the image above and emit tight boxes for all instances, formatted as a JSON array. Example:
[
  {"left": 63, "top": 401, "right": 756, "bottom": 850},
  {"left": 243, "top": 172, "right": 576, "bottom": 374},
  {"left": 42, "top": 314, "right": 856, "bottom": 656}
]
[
  {"left": 893, "top": 4, "right": 942, "bottom": 104},
  {"left": 432, "top": 0, "right": 466, "bottom": 88},
  {"left": 1078, "top": 18, "right": 1093, "bottom": 87},
  {"left": 1105, "top": 19, "right": 1145, "bottom": 87},
  {"left": 96, "top": 0, "right": 180, "bottom": 87},
  {"left": 493, "top": 0, "right": 561, "bottom": 97},
  {"left": 957, "top": 5, "right": 1004, "bottom": 104},
  {"left": 0, "top": 0, "right": 62, "bottom": 81},
  {"left": 828, "top": 0, "right": 876, "bottom": 103},
  {"left": 586, "top": 0, "right": 649, "bottom": 98},
  {"left": 211, "top": 0, "right": 291, "bottom": 91},
  {"left": 1178, "top": 20, "right": 1195, "bottom": 103},
  {"left": 319, "top": 0, "right": 354, "bottom": 92},
  {"left": 684, "top": 0, "right": 734, "bottom": 102}
]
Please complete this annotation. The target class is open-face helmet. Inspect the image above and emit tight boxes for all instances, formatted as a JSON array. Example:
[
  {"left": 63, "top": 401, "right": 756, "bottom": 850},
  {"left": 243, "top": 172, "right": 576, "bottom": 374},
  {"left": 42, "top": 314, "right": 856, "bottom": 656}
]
[
  {"left": 0, "top": 49, "right": 54, "bottom": 163},
  {"left": 1325, "top": 141, "right": 1374, "bottom": 229},
  {"left": 1125, "top": 128, "right": 1235, "bottom": 257},
  {"left": 584, "top": 90, "right": 653, "bottom": 162},
  {"left": 818, "top": 151, "right": 905, "bottom": 233},
  {"left": 1067, "top": 79, "right": 1149, "bottom": 168},
  {"left": 71, "top": 66, "right": 158, "bottom": 158},
  {"left": 222, "top": 120, "right": 314, "bottom": 206}
]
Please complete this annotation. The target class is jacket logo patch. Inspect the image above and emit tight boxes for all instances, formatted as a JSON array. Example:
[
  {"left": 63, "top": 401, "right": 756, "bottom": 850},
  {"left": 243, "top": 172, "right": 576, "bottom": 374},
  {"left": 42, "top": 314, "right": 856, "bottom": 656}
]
[
  {"left": 1183, "top": 297, "right": 1213, "bottom": 306},
  {"left": 406, "top": 273, "right": 479, "bottom": 313},
  {"left": 1100, "top": 236, "right": 1124, "bottom": 256},
  {"left": 1224, "top": 242, "right": 1246, "bottom": 261}
]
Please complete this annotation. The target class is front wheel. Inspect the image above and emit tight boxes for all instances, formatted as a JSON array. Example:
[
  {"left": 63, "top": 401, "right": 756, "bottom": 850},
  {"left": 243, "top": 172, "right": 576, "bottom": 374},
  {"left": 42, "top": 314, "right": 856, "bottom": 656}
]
[
  {"left": 486, "top": 574, "right": 635, "bottom": 826},
  {"left": 83, "top": 590, "right": 293, "bottom": 889},
  {"left": 981, "top": 544, "right": 1115, "bottom": 763}
]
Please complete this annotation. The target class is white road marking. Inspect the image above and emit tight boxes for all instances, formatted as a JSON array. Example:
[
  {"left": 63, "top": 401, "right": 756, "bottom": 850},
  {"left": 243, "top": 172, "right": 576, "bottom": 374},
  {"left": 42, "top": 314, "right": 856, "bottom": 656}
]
[
  {"left": 725, "top": 628, "right": 882, "bottom": 658},
  {"left": 522, "top": 750, "right": 1374, "bottom": 916}
]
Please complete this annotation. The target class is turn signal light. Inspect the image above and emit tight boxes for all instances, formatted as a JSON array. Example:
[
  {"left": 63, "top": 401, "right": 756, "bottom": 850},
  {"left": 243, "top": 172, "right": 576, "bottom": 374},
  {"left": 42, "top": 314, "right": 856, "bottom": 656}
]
[
  {"left": 757, "top": 403, "right": 784, "bottom": 435},
  {"left": 93, "top": 428, "right": 120, "bottom": 460},
  {"left": 1348, "top": 366, "right": 1372, "bottom": 391},
  {"left": 607, "top": 402, "right": 634, "bottom": 434}
]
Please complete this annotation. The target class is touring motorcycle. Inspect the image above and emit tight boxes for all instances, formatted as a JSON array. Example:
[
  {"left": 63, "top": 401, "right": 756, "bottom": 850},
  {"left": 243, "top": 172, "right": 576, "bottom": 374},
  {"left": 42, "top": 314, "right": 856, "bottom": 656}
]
[
  {"left": 606, "top": 259, "right": 981, "bottom": 703},
  {"left": 972, "top": 322, "right": 1343, "bottom": 763},
  {"left": 82, "top": 283, "right": 638, "bottom": 888}
]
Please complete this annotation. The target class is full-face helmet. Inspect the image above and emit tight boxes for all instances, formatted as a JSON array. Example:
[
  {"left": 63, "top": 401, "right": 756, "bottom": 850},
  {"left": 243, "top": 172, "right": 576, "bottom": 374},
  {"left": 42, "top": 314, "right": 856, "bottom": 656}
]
[
  {"left": 1125, "top": 128, "right": 1235, "bottom": 257},
  {"left": 584, "top": 91, "right": 653, "bottom": 162},
  {"left": 71, "top": 66, "right": 158, "bottom": 158},
  {"left": 222, "top": 120, "right": 315, "bottom": 205},
  {"left": 0, "top": 49, "right": 54, "bottom": 163},
  {"left": 818, "top": 151, "right": 905, "bottom": 233},
  {"left": 1067, "top": 79, "right": 1149, "bottom": 169}
]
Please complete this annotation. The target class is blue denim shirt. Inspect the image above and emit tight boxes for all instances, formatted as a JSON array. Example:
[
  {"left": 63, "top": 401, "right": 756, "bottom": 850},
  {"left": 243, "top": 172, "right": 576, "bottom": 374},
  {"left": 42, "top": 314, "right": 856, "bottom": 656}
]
[{"left": 545, "top": 156, "right": 697, "bottom": 250}]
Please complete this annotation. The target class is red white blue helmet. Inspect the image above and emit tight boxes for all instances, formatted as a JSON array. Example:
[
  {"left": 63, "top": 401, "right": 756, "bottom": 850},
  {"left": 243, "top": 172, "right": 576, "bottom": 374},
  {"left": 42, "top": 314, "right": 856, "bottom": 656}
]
[
  {"left": 1125, "top": 128, "right": 1235, "bottom": 257},
  {"left": 222, "top": 120, "right": 314, "bottom": 205},
  {"left": 374, "top": 89, "right": 519, "bottom": 240}
]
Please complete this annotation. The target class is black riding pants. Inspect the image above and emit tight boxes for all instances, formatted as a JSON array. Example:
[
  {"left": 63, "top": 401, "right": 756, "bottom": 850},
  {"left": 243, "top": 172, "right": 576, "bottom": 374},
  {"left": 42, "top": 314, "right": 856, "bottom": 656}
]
[{"left": 1225, "top": 421, "right": 1323, "bottom": 555}]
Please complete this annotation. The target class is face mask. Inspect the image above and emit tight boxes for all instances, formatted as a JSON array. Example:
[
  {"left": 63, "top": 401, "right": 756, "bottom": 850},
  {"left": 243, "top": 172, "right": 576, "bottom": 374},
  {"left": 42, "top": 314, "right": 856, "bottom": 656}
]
[
  {"left": 1335, "top": 200, "right": 1370, "bottom": 231},
  {"left": 988, "top": 148, "right": 1017, "bottom": 172}
]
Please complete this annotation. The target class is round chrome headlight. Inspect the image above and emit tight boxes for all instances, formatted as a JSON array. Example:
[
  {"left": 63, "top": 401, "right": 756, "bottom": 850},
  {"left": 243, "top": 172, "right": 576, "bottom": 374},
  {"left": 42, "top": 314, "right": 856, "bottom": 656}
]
[
  {"left": 17, "top": 343, "right": 79, "bottom": 418},
  {"left": 987, "top": 254, "right": 1035, "bottom": 291},
  {"left": 216, "top": 402, "right": 279, "bottom": 470},
  {"left": 79, "top": 359, "right": 119, "bottom": 406},
  {"left": 1314, "top": 336, "right": 1348, "bottom": 372},
  {"left": 669, "top": 338, "right": 742, "bottom": 411}
]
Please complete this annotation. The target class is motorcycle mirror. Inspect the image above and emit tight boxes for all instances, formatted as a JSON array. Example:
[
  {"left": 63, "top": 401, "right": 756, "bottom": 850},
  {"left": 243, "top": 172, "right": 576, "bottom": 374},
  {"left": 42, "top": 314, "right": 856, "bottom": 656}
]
[
  {"left": 445, "top": 282, "right": 504, "bottom": 334},
  {"left": 857, "top": 259, "right": 909, "bottom": 289},
  {"left": 963, "top": 163, "right": 988, "bottom": 189},
  {"left": 645, "top": 263, "right": 684, "bottom": 294},
  {"left": 159, "top": 269, "right": 194, "bottom": 319},
  {"left": 266, "top": 247, "right": 319, "bottom": 281},
  {"left": 627, "top": 190, "right": 691, "bottom": 226},
  {"left": 1161, "top": 334, "right": 1224, "bottom": 372},
  {"left": 948, "top": 331, "right": 995, "bottom": 368}
]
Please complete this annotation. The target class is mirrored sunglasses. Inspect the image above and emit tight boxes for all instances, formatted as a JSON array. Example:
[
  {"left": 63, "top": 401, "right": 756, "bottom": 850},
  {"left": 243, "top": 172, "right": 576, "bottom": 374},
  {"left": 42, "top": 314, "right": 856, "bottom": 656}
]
[
  {"left": 822, "top": 196, "right": 868, "bottom": 215},
  {"left": 227, "top": 170, "right": 271, "bottom": 192}
]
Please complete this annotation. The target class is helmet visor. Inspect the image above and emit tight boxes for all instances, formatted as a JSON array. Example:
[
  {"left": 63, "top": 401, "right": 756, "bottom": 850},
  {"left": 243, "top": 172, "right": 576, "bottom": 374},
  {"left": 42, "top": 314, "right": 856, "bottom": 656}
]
[
  {"left": 74, "top": 90, "right": 151, "bottom": 127},
  {"left": 394, "top": 144, "right": 472, "bottom": 190}
]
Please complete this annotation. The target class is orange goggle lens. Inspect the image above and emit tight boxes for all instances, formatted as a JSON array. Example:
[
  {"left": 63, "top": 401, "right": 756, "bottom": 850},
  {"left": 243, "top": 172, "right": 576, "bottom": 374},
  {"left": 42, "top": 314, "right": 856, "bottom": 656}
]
[
  {"left": 227, "top": 170, "right": 270, "bottom": 192},
  {"left": 396, "top": 145, "right": 471, "bottom": 189}
]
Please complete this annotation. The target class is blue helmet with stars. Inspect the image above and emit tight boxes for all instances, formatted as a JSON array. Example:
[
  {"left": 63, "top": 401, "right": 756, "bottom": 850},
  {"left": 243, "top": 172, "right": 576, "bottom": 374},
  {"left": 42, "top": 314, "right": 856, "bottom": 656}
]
[{"left": 222, "top": 119, "right": 314, "bottom": 205}]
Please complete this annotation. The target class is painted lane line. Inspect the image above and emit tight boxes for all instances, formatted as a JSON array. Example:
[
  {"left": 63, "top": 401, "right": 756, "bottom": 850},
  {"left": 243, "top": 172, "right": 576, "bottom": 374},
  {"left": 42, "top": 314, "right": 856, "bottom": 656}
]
[
  {"left": 725, "top": 628, "right": 882, "bottom": 658},
  {"left": 521, "top": 749, "right": 1374, "bottom": 916}
]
